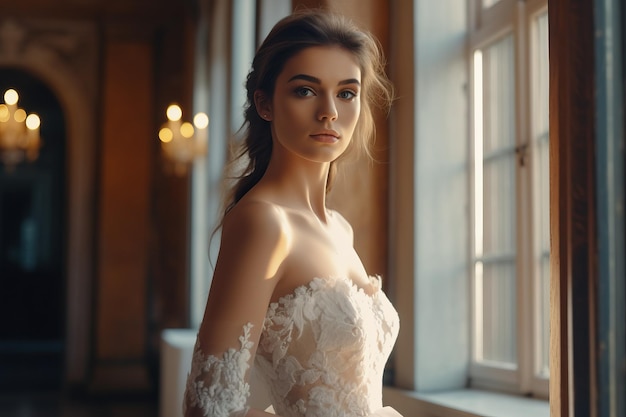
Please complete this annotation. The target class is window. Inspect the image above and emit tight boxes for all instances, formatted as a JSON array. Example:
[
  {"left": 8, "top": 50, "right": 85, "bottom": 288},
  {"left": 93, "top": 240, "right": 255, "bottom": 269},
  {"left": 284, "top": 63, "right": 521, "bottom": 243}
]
[
  {"left": 386, "top": 0, "right": 550, "bottom": 414},
  {"left": 469, "top": 0, "right": 549, "bottom": 397}
]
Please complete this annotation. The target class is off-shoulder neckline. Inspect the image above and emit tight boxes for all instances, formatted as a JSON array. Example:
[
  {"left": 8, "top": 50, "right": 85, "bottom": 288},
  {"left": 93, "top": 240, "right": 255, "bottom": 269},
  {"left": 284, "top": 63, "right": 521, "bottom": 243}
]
[{"left": 269, "top": 275, "right": 382, "bottom": 307}]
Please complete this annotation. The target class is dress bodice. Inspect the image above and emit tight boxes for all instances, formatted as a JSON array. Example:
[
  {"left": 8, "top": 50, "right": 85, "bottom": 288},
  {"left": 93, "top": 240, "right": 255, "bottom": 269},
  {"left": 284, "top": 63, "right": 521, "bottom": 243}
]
[
  {"left": 183, "top": 275, "right": 401, "bottom": 417},
  {"left": 254, "top": 275, "right": 400, "bottom": 417}
]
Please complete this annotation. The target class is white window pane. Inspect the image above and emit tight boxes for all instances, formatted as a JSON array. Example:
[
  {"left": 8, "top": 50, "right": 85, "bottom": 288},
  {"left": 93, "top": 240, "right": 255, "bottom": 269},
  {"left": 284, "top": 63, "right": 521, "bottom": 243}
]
[
  {"left": 483, "top": 35, "right": 516, "bottom": 154},
  {"left": 535, "top": 13, "right": 550, "bottom": 135},
  {"left": 474, "top": 34, "right": 516, "bottom": 258},
  {"left": 536, "top": 134, "right": 549, "bottom": 379},
  {"left": 535, "top": 12, "right": 550, "bottom": 253},
  {"left": 538, "top": 138, "right": 550, "bottom": 247},
  {"left": 483, "top": 155, "right": 516, "bottom": 254},
  {"left": 539, "top": 253, "right": 550, "bottom": 377},
  {"left": 480, "top": 261, "right": 517, "bottom": 364},
  {"left": 473, "top": 34, "right": 517, "bottom": 369},
  {"left": 482, "top": 0, "right": 502, "bottom": 9},
  {"left": 533, "top": 10, "right": 550, "bottom": 380}
]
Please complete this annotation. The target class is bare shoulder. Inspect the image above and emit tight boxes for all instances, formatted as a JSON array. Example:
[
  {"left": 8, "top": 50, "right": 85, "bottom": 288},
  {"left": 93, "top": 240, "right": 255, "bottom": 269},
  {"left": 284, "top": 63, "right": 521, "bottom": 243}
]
[
  {"left": 224, "top": 199, "right": 288, "bottom": 231},
  {"left": 208, "top": 198, "right": 292, "bottom": 308},
  {"left": 329, "top": 209, "right": 354, "bottom": 238},
  {"left": 199, "top": 199, "right": 291, "bottom": 353},
  {"left": 220, "top": 198, "right": 292, "bottom": 256}
]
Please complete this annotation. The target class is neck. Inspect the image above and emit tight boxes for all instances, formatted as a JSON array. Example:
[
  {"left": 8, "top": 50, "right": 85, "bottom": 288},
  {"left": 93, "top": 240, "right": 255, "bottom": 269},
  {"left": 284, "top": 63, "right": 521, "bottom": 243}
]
[{"left": 261, "top": 153, "right": 331, "bottom": 221}]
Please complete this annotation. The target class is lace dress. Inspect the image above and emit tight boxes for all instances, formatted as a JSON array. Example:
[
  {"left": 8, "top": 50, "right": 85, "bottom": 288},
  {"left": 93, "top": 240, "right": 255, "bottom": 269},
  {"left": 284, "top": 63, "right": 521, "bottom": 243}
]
[{"left": 184, "top": 275, "right": 401, "bottom": 417}]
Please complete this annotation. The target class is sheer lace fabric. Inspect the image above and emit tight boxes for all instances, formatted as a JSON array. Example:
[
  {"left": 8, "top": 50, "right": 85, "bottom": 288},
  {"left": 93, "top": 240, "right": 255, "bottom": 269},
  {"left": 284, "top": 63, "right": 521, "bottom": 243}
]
[
  {"left": 184, "top": 275, "right": 400, "bottom": 417},
  {"left": 184, "top": 323, "right": 254, "bottom": 417},
  {"left": 255, "top": 275, "right": 400, "bottom": 417}
]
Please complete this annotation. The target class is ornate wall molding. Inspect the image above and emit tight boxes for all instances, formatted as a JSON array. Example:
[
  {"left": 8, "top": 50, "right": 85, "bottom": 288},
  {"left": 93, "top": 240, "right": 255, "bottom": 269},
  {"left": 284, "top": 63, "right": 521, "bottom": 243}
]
[
  {"left": 0, "top": 17, "right": 99, "bottom": 385},
  {"left": 0, "top": 18, "right": 98, "bottom": 104}
]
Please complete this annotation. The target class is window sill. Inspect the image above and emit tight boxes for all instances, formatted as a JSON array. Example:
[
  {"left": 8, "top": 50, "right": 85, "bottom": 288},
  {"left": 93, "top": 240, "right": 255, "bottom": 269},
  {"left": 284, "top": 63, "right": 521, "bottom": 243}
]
[{"left": 383, "top": 387, "right": 549, "bottom": 417}]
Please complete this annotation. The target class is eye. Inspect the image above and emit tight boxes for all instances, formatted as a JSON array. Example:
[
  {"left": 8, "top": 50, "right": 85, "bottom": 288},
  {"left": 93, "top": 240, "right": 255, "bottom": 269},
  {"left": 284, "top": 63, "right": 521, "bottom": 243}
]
[
  {"left": 338, "top": 90, "right": 358, "bottom": 100},
  {"left": 295, "top": 87, "right": 315, "bottom": 97}
]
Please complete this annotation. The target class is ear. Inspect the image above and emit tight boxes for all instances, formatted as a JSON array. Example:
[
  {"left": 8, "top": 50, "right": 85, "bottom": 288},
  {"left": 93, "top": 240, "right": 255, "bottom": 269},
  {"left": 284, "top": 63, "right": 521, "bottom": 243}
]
[{"left": 254, "top": 90, "right": 273, "bottom": 121}]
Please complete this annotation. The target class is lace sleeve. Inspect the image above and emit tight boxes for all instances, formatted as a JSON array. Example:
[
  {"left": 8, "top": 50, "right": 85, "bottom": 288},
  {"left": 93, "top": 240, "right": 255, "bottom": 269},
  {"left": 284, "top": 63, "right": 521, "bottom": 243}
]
[{"left": 183, "top": 323, "right": 254, "bottom": 417}]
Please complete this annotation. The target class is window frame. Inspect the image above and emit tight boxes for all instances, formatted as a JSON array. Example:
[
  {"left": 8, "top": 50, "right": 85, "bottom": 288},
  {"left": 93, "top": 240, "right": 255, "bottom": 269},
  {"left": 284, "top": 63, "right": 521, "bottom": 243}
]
[
  {"left": 386, "top": 0, "right": 549, "bottom": 414},
  {"left": 468, "top": 0, "right": 549, "bottom": 398}
]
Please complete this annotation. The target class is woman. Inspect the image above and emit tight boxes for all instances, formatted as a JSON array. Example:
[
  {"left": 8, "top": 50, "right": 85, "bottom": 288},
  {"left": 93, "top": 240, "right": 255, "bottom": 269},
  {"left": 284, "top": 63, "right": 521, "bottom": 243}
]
[{"left": 184, "top": 9, "right": 401, "bottom": 417}]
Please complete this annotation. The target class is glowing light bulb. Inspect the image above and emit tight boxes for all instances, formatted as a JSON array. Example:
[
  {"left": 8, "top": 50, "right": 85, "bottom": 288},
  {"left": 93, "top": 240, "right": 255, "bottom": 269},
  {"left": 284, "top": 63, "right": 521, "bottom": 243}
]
[
  {"left": 4, "top": 89, "right": 18, "bottom": 105},
  {"left": 0, "top": 104, "right": 9, "bottom": 122},
  {"left": 166, "top": 104, "right": 182, "bottom": 122},
  {"left": 180, "top": 122, "right": 194, "bottom": 138},
  {"left": 14, "top": 109, "right": 26, "bottom": 123},
  {"left": 159, "top": 127, "right": 173, "bottom": 143},
  {"left": 26, "top": 114, "right": 40, "bottom": 130},
  {"left": 193, "top": 112, "right": 209, "bottom": 129}
]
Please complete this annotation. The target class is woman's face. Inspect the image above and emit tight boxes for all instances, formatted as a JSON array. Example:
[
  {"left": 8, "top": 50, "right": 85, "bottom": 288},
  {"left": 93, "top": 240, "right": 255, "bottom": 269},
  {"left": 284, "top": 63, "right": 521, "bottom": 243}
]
[{"left": 265, "top": 45, "right": 362, "bottom": 164}]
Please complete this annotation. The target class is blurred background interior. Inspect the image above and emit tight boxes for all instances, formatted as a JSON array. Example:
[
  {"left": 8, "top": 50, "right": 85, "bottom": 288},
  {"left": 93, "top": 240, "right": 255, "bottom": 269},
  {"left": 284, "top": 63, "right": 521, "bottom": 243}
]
[{"left": 0, "top": 0, "right": 624, "bottom": 417}]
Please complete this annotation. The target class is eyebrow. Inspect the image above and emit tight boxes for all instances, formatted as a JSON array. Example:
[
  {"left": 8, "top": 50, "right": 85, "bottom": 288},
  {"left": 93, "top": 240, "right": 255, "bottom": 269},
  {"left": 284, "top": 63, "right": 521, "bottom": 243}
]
[{"left": 287, "top": 74, "right": 361, "bottom": 86}]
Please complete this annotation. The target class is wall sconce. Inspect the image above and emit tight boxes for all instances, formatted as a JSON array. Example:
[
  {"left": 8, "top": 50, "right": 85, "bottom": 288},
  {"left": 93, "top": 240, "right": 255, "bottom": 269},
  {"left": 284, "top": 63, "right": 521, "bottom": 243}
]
[
  {"left": 0, "top": 88, "right": 41, "bottom": 171},
  {"left": 158, "top": 103, "right": 208, "bottom": 176}
]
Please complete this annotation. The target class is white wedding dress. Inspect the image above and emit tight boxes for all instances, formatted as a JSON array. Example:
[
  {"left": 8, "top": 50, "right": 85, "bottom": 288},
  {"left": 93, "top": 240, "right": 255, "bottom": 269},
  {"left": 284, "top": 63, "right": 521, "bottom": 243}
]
[{"left": 184, "top": 275, "right": 401, "bottom": 417}]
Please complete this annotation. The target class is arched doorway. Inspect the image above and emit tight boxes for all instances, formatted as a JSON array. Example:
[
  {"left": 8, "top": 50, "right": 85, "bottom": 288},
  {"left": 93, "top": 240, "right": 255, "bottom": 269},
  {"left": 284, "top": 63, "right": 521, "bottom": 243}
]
[{"left": 0, "top": 68, "right": 66, "bottom": 389}]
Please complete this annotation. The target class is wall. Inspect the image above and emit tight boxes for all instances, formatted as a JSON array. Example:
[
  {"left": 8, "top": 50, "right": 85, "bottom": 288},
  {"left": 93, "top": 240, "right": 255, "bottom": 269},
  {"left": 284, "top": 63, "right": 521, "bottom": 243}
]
[{"left": 0, "top": 0, "right": 194, "bottom": 393}]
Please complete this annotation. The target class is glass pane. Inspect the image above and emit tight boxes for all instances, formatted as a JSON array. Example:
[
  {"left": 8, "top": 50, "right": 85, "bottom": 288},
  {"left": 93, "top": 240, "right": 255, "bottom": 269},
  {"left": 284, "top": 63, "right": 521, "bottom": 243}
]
[
  {"left": 539, "top": 253, "right": 550, "bottom": 377},
  {"left": 483, "top": 155, "right": 516, "bottom": 254},
  {"left": 533, "top": 10, "right": 550, "bottom": 379},
  {"left": 483, "top": 35, "right": 516, "bottom": 155},
  {"left": 474, "top": 34, "right": 516, "bottom": 258},
  {"left": 480, "top": 261, "right": 517, "bottom": 364},
  {"left": 535, "top": 12, "right": 550, "bottom": 252},
  {"left": 482, "top": 0, "right": 502, "bottom": 8},
  {"left": 535, "top": 13, "right": 549, "bottom": 136},
  {"left": 538, "top": 137, "right": 550, "bottom": 248},
  {"left": 473, "top": 34, "right": 517, "bottom": 369}
]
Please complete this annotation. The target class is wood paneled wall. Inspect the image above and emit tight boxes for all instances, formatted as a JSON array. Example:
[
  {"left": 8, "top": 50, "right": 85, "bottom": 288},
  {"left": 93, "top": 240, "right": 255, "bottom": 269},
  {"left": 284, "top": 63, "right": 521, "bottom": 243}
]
[
  {"left": 0, "top": 0, "right": 193, "bottom": 393},
  {"left": 92, "top": 39, "right": 154, "bottom": 391},
  {"left": 90, "top": 15, "right": 194, "bottom": 392}
]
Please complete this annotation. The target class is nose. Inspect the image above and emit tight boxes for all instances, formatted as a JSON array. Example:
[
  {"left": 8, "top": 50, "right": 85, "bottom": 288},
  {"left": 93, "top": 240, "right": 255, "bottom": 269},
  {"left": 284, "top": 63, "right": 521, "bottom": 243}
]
[{"left": 317, "top": 95, "right": 338, "bottom": 121}]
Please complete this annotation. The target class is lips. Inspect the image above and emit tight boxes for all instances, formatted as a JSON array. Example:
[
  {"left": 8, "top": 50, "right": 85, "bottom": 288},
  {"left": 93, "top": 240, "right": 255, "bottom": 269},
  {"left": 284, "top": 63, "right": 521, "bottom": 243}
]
[{"left": 310, "top": 130, "right": 340, "bottom": 143}]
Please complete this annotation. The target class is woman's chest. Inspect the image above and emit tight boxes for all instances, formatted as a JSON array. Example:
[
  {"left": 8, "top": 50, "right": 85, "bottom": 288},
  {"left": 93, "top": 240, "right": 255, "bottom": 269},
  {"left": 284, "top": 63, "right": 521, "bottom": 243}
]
[
  {"left": 261, "top": 276, "right": 399, "bottom": 359},
  {"left": 273, "top": 218, "right": 372, "bottom": 303}
]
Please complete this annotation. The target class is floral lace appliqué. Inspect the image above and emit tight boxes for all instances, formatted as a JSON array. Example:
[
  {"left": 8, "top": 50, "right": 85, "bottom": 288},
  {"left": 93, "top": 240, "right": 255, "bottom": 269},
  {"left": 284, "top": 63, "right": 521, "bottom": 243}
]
[
  {"left": 255, "top": 276, "right": 400, "bottom": 417},
  {"left": 183, "top": 323, "right": 254, "bottom": 417}
]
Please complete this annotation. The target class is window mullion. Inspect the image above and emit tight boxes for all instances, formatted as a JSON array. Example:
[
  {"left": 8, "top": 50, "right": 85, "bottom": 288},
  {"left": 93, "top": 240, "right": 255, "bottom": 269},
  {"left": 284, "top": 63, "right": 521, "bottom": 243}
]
[
  {"left": 528, "top": 4, "right": 551, "bottom": 399},
  {"left": 514, "top": 0, "right": 535, "bottom": 396}
]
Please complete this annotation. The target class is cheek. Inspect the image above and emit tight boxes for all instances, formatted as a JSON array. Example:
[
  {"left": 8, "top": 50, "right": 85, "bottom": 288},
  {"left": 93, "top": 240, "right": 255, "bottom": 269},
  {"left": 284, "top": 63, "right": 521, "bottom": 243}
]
[
  {"left": 276, "top": 99, "right": 309, "bottom": 123},
  {"left": 343, "top": 103, "right": 361, "bottom": 130}
]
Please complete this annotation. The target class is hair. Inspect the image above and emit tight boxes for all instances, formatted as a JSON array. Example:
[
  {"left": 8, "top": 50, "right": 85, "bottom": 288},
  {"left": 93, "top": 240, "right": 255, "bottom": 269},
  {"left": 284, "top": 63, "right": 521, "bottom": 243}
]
[{"left": 224, "top": 8, "right": 393, "bottom": 215}]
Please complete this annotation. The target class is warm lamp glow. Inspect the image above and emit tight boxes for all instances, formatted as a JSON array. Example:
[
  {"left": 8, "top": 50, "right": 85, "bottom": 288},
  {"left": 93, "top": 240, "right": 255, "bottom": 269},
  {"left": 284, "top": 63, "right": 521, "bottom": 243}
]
[
  {"left": 26, "top": 114, "right": 40, "bottom": 130},
  {"left": 166, "top": 104, "right": 182, "bottom": 122},
  {"left": 1, "top": 88, "right": 41, "bottom": 170},
  {"left": 158, "top": 102, "right": 208, "bottom": 176},
  {"left": 180, "top": 122, "right": 194, "bottom": 138},
  {"left": 193, "top": 112, "right": 209, "bottom": 129},
  {"left": 14, "top": 109, "right": 26, "bottom": 123},
  {"left": 0, "top": 105, "right": 8, "bottom": 122},
  {"left": 4, "top": 89, "right": 18, "bottom": 106},
  {"left": 159, "top": 127, "right": 173, "bottom": 143}
]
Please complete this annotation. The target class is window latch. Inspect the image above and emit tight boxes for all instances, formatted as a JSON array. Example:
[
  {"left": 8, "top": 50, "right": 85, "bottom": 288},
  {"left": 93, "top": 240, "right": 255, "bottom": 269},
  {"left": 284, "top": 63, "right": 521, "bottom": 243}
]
[{"left": 515, "top": 143, "right": 529, "bottom": 166}]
